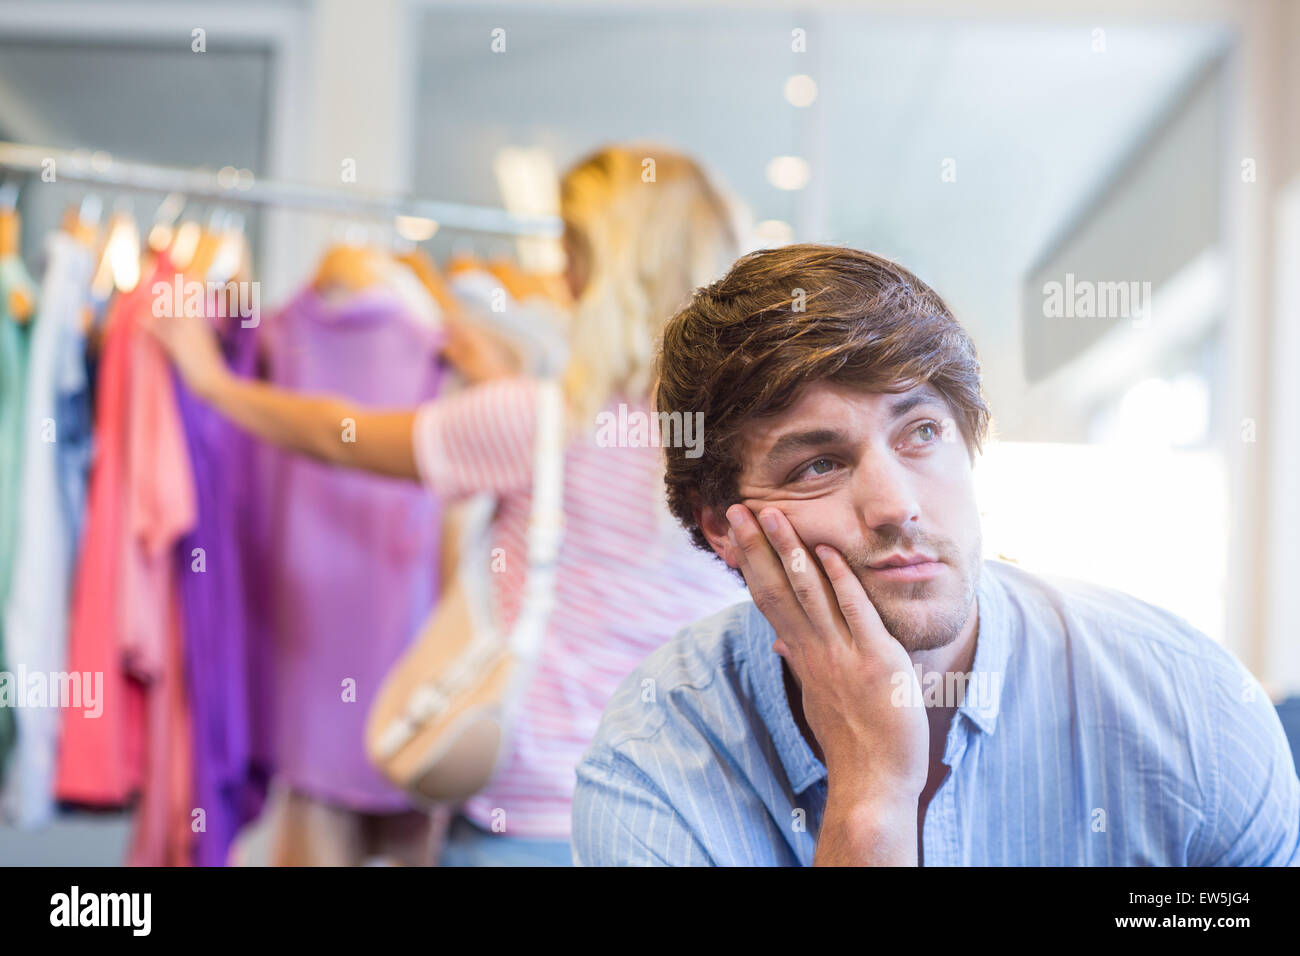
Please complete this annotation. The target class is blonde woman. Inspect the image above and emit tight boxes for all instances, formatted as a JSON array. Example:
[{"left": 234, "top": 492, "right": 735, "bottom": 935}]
[{"left": 148, "top": 144, "right": 750, "bottom": 865}]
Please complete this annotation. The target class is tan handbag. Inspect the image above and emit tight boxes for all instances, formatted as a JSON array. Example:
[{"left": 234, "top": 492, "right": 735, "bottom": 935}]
[{"left": 366, "top": 379, "right": 564, "bottom": 805}]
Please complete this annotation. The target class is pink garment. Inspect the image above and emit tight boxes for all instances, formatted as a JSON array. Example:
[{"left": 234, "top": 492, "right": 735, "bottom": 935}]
[
  {"left": 121, "top": 260, "right": 197, "bottom": 865},
  {"left": 120, "top": 267, "right": 197, "bottom": 679},
  {"left": 57, "top": 254, "right": 198, "bottom": 867},
  {"left": 126, "top": 587, "right": 194, "bottom": 867},
  {"left": 58, "top": 273, "right": 151, "bottom": 804}
]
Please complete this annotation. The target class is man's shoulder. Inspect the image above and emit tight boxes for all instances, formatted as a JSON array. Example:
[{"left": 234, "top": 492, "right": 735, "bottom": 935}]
[
  {"left": 987, "top": 558, "right": 1241, "bottom": 682},
  {"left": 986, "top": 559, "right": 1276, "bottom": 777},
  {"left": 581, "top": 598, "right": 768, "bottom": 757},
  {"left": 992, "top": 560, "right": 1299, "bottom": 864}
]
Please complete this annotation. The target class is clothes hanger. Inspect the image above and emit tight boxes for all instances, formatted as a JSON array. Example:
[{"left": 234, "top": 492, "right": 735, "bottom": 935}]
[
  {"left": 167, "top": 214, "right": 203, "bottom": 271},
  {"left": 208, "top": 210, "right": 247, "bottom": 286},
  {"left": 61, "top": 193, "right": 103, "bottom": 249},
  {"left": 397, "top": 240, "right": 523, "bottom": 381},
  {"left": 312, "top": 243, "right": 386, "bottom": 295},
  {"left": 62, "top": 194, "right": 102, "bottom": 336},
  {"left": 485, "top": 255, "right": 533, "bottom": 302},
  {"left": 86, "top": 200, "right": 143, "bottom": 341},
  {"left": 145, "top": 192, "right": 186, "bottom": 256},
  {"left": 485, "top": 237, "right": 569, "bottom": 306},
  {"left": 534, "top": 271, "right": 573, "bottom": 308},
  {"left": 90, "top": 200, "right": 141, "bottom": 304},
  {"left": 312, "top": 221, "right": 387, "bottom": 296},
  {"left": 186, "top": 210, "right": 252, "bottom": 333},
  {"left": 185, "top": 206, "right": 228, "bottom": 282},
  {"left": 0, "top": 178, "right": 20, "bottom": 256},
  {"left": 365, "top": 225, "right": 440, "bottom": 329},
  {"left": 0, "top": 177, "right": 35, "bottom": 323},
  {"left": 444, "top": 235, "right": 485, "bottom": 277},
  {"left": 394, "top": 242, "right": 461, "bottom": 317}
]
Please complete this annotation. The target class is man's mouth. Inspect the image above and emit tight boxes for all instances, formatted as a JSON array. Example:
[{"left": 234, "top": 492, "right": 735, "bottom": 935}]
[{"left": 865, "top": 553, "right": 945, "bottom": 581}]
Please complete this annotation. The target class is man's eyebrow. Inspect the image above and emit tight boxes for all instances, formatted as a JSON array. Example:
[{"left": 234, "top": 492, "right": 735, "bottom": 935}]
[
  {"left": 765, "top": 428, "right": 850, "bottom": 463},
  {"left": 760, "top": 387, "right": 949, "bottom": 465},
  {"left": 888, "top": 385, "right": 948, "bottom": 420}
]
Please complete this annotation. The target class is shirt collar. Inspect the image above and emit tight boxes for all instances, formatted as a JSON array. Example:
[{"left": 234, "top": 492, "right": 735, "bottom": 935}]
[
  {"left": 958, "top": 560, "right": 1014, "bottom": 736},
  {"left": 747, "top": 558, "right": 1016, "bottom": 796}
]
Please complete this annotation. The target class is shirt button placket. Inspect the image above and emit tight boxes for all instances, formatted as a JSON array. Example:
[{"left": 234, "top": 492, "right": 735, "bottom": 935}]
[{"left": 941, "top": 725, "right": 969, "bottom": 865}]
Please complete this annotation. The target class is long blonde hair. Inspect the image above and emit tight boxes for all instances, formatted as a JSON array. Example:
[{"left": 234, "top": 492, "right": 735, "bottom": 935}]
[{"left": 559, "top": 144, "right": 744, "bottom": 430}]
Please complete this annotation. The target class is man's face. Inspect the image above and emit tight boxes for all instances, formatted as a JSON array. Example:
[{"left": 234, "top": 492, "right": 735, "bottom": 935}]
[{"left": 704, "top": 380, "right": 983, "bottom": 653}]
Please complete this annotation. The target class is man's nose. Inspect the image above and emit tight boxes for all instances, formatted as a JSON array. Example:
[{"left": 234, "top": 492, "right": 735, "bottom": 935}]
[{"left": 851, "top": 452, "right": 922, "bottom": 535}]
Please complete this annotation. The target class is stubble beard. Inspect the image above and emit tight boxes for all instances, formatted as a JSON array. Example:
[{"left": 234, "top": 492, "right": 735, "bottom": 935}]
[{"left": 842, "top": 531, "right": 982, "bottom": 653}]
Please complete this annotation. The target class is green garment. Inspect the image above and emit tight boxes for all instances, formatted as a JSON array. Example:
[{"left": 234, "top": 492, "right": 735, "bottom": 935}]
[{"left": 0, "top": 254, "right": 36, "bottom": 781}]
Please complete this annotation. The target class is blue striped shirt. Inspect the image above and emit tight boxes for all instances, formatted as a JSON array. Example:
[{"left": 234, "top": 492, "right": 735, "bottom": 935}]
[{"left": 572, "top": 559, "right": 1300, "bottom": 865}]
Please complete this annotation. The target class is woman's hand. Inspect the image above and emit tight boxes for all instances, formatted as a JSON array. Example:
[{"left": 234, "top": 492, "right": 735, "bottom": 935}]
[
  {"left": 440, "top": 312, "right": 521, "bottom": 383},
  {"left": 142, "top": 307, "right": 230, "bottom": 401}
]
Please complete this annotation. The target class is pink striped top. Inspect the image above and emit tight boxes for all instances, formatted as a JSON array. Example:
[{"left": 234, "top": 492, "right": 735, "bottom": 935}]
[{"left": 412, "top": 375, "right": 746, "bottom": 838}]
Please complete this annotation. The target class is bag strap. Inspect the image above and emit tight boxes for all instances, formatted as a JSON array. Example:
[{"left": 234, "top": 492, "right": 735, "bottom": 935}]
[
  {"left": 507, "top": 377, "right": 565, "bottom": 662},
  {"left": 372, "top": 379, "right": 565, "bottom": 761}
]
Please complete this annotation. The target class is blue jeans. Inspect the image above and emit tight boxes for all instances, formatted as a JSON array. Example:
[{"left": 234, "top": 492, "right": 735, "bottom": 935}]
[{"left": 438, "top": 813, "right": 572, "bottom": 867}]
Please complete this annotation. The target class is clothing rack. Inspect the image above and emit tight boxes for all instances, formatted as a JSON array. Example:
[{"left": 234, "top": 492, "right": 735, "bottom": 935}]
[{"left": 0, "top": 141, "right": 562, "bottom": 239}]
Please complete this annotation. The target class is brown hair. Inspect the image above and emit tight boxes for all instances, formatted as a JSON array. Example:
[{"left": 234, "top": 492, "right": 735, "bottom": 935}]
[{"left": 654, "top": 243, "right": 992, "bottom": 553}]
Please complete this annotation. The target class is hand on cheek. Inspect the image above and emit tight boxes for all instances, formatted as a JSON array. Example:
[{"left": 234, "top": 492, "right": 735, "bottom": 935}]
[
  {"left": 715, "top": 500, "right": 818, "bottom": 572},
  {"left": 726, "top": 502, "right": 784, "bottom": 570},
  {"left": 723, "top": 505, "right": 751, "bottom": 569},
  {"left": 721, "top": 498, "right": 930, "bottom": 816},
  {"left": 738, "top": 500, "right": 823, "bottom": 562},
  {"left": 714, "top": 501, "right": 752, "bottom": 569}
]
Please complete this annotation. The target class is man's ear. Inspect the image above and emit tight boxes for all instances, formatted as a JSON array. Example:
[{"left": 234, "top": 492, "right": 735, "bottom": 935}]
[{"left": 696, "top": 502, "right": 740, "bottom": 570}]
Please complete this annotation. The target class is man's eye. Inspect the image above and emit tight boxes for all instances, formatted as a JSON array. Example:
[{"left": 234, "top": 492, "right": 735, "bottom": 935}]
[
  {"left": 909, "top": 421, "right": 941, "bottom": 447},
  {"left": 794, "top": 457, "right": 838, "bottom": 481}
]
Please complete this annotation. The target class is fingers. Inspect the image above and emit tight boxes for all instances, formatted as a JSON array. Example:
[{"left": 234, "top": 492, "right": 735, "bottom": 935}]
[
  {"left": 726, "top": 504, "right": 806, "bottom": 635},
  {"left": 728, "top": 503, "right": 856, "bottom": 661},
  {"left": 730, "top": 501, "right": 891, "bottom": 658},
  {"left": 751, "top": 506, "right": 847, "bottom": 648},
  {"left": 814, "top": 544, "right": 891, "bottom": 654},
  {"left": 442, "top": 317, "right": 517, "bottom": 383}
]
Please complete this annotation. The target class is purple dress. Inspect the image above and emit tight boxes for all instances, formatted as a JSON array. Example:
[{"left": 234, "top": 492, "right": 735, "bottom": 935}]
[
  {"left": 171, "top": 309, "right": 270, "bottom": 865},
  {"left": 255, "top": 286, "right": 447, "bottom": 811}
]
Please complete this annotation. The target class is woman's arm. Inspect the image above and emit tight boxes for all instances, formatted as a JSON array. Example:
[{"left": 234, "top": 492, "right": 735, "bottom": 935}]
[
  {"left": 144, "top": 307, "right": 422, "bottom": 480},
  {"left": 200, "top": 374, "right": 420, "bottom": 480}
]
